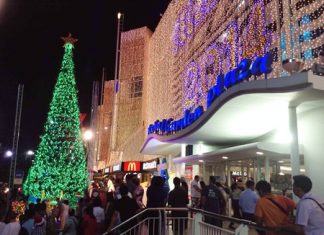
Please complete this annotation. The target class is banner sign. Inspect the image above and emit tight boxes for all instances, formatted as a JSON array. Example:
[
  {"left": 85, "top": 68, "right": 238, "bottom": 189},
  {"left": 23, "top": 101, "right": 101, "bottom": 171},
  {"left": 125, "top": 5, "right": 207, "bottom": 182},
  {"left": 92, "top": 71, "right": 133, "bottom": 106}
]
[
  {"left": 232, "top": 171, "right": 247, "bottom": 176},
  {"left": 112, "top": 163, "right": 122, "bottom": 172},
  {"left": 142, "top": 159, "right": 158, "bottom": 171},
  {"left": 93, "top": 172, "right": 103, "bottom": 177},
  {"left": 123, "top": 161, "right": 141, "bottom": 172},
  {"left": 15, "top": 169, "right": 24, "bottom": 178}
]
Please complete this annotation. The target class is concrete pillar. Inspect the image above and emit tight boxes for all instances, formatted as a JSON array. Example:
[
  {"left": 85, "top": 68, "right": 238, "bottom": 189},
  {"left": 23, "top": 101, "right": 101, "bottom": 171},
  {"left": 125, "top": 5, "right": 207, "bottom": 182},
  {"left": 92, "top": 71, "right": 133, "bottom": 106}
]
[
  {"left": 253, "top": 160, "right": 256, "bottom": 182},
  {"left": 298, "top": 107, "right": 324, "bottom": 197},
  {"left": 219, "top": 163, "right": 225, "bottom": 182},
  {"left": 202, "top": 161, "right": 206, "bottom": 183},
  {"left": 227, "top": 162, "right": 231, "bottom": 187},
  {"left": 247, "top": 165, "right": 250, "bottom": 179},
  {"left": 241, "top": 162, "right": 244, "bottom": 181},
  {"left": 256, "top": 158, "right": 261, "bottom": 181},
  {"left": 168, "top": 155, "right": 173, "bottom": 172},
  {"left": 193, "top": 165, "right": 199, "bottom": 179},
  {"left": 289, "top": 106, "right": 300, "bottom": 176},
  {"left": 265, "top": 156, "right": 270, "bottom": 182},
  {"left": 178, "top": 144, "right": 187, "bottom": 177}
]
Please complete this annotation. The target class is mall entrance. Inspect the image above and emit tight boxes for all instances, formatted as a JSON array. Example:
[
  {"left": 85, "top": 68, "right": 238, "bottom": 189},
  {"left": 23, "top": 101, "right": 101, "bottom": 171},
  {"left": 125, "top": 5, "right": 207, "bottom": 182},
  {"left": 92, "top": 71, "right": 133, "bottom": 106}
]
[{"left": 173, "top": 142, "right": 304, "bottom": 194}]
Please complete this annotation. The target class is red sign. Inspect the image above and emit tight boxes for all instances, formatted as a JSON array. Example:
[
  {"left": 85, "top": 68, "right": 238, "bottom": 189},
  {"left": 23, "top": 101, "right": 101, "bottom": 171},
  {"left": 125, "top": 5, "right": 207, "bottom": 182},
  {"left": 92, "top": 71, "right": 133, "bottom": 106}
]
[
  {"left": 123, "top": 161, "right": 141, "bottom": 172},
  {"left": 185, "top": 165, "right": 193, "bottom": 181},
  {"left": 79, "top": 113, "right": 87, "bottom": 124}
]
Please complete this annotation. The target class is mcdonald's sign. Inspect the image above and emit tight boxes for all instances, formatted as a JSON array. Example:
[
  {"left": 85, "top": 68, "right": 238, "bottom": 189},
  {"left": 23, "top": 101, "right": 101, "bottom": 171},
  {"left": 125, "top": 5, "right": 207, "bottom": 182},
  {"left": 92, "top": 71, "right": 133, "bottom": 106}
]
[{"left": 123, "top": 161, "right": 141, "bottom": 172}]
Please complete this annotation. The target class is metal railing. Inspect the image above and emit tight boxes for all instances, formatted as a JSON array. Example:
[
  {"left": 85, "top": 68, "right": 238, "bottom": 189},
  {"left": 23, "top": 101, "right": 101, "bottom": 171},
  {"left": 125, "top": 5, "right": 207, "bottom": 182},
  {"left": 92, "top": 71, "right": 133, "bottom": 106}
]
[
  {"left": 104, "top": 208, "right": 192, "bottom": 235},
  {"left": 103, "top": 207, "right": 294, "bottom": 235}
]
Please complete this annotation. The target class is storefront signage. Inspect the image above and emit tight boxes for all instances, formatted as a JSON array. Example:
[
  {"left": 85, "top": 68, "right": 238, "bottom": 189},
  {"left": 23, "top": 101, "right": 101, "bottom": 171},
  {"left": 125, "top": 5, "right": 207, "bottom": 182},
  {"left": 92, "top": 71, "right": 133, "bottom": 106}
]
[
  {"left": 147, "top": 53, "right": 272, "bottom": 136},
  {"left": 207, "top": 53, "right": 273, "bottom": 107},
  {"left": 147, "top": 106, "right": 204, "bottom": 135},
  {"left": 143, "top": 160, "right": 158, "bottom": 170},
  {"left": 15, "top": 169, "right": 24, "bottom": 179},
  {"left": 123, "top": 161, "right": 141, "bottom": 172},
  {"left": 232, "top": 171, "right": 247, "bottom": 176},
  {"left": 14, "top": 170, "right": 24, "bottom": 185},
  {"left": 93, "top": 172, "right": 103, "bottom": 177},
  {"left": 112, "top": 163, "right": 121, "bottom": 172}
]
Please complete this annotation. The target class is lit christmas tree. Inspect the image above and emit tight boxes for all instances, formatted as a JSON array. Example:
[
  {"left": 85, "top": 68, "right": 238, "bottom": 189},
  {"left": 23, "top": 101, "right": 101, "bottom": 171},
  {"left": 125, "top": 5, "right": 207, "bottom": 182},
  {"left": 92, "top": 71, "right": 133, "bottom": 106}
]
[{"left": 23, "top": 34, "right": 88, "bottom": 206}]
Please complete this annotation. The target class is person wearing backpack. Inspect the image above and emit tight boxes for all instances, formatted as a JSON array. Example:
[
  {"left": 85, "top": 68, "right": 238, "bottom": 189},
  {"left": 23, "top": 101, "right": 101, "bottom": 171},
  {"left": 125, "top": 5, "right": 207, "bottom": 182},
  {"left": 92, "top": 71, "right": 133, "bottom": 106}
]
[{"left": 282, "top": 175, "right": 324, "bottom": 235}]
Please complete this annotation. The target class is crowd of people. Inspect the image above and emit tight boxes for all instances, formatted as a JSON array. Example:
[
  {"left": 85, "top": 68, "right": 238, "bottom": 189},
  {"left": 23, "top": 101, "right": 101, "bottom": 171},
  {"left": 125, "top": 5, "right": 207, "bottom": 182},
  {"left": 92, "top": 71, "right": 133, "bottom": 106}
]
[
  {"left": 0, "top": 175, "right": 169, "bottom": 235},
  {"left": 0, "top": 174, "right": 323, "bottom": 235},
  {"left": 191, "top": 174, "right": 324, "bottom": 235}
]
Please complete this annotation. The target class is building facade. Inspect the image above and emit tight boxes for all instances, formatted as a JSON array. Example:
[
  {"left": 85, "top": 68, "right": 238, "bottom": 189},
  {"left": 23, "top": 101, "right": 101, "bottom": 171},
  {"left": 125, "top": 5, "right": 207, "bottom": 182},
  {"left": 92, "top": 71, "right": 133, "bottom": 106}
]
[
  {"left": 96, "top": 27, "right": 154, "bottom": 170},
  {"left": 96, "top": 0, "right": 324, "bottom": 195}
]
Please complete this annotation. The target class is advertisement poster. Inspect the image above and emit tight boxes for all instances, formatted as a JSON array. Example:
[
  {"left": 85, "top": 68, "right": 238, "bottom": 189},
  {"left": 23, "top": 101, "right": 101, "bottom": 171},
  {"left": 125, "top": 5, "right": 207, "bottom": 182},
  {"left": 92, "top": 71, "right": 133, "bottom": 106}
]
[{"left": 185, "top": 165, "right": 193, "bottom": 181}]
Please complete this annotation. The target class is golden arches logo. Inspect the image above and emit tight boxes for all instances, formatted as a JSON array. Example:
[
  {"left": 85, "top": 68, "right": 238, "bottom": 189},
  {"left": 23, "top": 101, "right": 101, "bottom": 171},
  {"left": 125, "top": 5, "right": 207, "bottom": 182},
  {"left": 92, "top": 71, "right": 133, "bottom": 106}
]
[{"left": 127, "top": 162, "right": 137, "bottom": 171}]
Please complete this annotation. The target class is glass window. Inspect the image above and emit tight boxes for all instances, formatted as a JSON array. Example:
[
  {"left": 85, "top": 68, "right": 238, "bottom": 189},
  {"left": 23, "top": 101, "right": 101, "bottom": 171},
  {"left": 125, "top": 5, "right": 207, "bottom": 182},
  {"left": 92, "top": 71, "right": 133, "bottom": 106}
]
[{"left": 130, "top": 76, "right": 143, "bottom": 98}]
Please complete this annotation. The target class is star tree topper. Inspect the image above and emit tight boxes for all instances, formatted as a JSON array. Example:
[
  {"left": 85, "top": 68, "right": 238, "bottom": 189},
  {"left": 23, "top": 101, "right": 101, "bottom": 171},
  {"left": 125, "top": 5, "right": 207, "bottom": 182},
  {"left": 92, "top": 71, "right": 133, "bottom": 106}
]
[{"left": 61, "top": 33, "right": 78, "bottom": 46}]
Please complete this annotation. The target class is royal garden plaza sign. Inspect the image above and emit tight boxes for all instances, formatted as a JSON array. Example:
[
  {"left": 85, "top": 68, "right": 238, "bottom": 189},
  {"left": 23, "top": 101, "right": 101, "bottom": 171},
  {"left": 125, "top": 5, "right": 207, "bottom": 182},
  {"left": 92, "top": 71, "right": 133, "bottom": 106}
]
[{"left": 148, "top": 53, "right": 273, "bottom": 135}]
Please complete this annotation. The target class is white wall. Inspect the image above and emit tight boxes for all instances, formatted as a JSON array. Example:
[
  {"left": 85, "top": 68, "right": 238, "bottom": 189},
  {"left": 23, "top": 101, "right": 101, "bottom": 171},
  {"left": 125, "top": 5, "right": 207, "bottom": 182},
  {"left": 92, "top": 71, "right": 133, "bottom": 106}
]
[
  {"left": 298, "top": 107, "right": 324, "bottom": 197},
  {"left": 192, "top": 144, "right": 220, "bottom": 155}
]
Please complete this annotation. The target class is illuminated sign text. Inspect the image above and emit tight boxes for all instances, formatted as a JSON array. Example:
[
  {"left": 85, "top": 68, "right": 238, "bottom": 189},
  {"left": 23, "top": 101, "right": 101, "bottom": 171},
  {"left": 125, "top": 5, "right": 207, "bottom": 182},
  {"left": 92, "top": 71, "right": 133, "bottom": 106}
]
[
  {"left": 123, "top": 161, "right": 141, "bottom": 172},
  {"left": 207, "top": 53, "right": 272, "bottom": 107},
  {"left": 148, "top": 106, "right": 204, "bottom": 135},
  {"left": 143, "top": 160, "right": 158, "bottom": 170},
  {"left": 112, "top": 164, "right": 121, "bottom": 172}
]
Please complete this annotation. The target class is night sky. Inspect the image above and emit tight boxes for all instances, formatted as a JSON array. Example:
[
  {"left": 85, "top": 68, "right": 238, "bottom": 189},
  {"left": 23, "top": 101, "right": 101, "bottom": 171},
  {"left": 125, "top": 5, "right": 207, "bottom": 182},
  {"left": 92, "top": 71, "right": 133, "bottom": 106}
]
[{"left": 0, "top": 0, "right": 171, "bottom": 181}]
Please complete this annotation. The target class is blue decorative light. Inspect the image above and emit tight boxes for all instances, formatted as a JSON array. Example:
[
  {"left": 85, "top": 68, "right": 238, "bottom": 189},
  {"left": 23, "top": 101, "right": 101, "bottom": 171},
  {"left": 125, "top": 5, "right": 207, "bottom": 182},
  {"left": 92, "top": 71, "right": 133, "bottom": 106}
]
[
  {"left": 301, "top": 15, "right": 311, "bottom": 25},
  {"left": 173, "top": 0, "right": 219, "bottom": 55},
  {"left": 304, "top": 48, "right": 313, "bottom": 60},
  {"left": 302, "top": 31, "right": 312, "bottom": 42}
]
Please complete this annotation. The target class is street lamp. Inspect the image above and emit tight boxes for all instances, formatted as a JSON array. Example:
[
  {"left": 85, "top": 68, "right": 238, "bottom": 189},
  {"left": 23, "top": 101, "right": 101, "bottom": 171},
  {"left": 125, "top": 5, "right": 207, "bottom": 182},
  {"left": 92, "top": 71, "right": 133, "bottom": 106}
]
[
  {"left": 83, "top": 130, "right": 94, "bottom": 141},
  {"left": 5, "top": 150, "right": 13, "bottom": 157},
  {"left": 26, "top": 150, "right": 34, "bottom": 156}
]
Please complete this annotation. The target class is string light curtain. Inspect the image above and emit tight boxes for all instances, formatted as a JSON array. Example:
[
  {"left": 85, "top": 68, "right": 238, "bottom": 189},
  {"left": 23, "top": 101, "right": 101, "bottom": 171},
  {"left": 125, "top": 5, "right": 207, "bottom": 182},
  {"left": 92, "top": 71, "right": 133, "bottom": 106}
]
[{"left": 145, "top": 0, "right": 323, "bottom": 132}]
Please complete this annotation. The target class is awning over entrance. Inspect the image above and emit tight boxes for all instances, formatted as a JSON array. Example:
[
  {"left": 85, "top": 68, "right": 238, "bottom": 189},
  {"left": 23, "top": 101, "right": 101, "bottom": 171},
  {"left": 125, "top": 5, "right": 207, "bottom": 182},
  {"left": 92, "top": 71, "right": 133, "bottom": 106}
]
[
  {"left": 141, "top": 71, "right": 324, "bottom": 156},
  {"left": 172, "top": 142, "right": 304, "bottom": 165}
]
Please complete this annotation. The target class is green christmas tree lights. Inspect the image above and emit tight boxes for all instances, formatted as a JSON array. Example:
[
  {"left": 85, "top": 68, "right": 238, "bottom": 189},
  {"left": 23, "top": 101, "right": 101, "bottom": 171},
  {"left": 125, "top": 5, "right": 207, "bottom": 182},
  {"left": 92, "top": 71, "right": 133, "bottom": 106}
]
[{"left": 23, "top": 34, "right": 88, "bottom": 206}]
